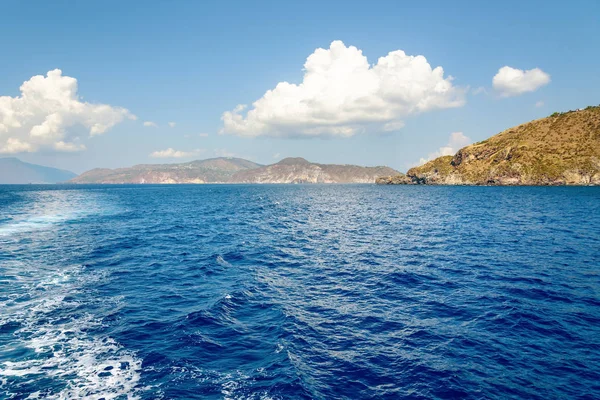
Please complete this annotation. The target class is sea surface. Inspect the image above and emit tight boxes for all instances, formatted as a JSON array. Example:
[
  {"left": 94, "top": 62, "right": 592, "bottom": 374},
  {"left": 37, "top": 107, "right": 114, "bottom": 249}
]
[{"left": 0, "top": 184, "right": 599, "bottom": 399}]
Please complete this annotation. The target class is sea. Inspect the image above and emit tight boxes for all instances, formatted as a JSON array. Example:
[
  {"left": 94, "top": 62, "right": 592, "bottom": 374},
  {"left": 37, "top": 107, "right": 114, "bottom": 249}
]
[{"left": 0, "top": 184, "right": 599, "bottom": 399}]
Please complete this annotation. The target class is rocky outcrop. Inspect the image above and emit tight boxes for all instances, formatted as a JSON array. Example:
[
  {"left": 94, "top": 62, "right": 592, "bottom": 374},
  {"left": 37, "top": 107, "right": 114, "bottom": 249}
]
[
  {"left": 377, "top": 105, "right": 600, "bottom": 186},
  {"left": 375, "top": 174, "right": 413, "bottom": 185}
]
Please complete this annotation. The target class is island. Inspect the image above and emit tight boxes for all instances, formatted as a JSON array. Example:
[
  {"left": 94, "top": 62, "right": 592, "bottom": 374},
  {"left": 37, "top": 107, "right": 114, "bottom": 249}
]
[{"left": 377, "top": 105, "right": 600, "bottom": 185}]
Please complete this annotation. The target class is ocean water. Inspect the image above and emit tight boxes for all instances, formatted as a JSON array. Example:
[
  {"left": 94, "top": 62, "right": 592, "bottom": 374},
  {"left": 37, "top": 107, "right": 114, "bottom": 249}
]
[{"left": 0, "top": 184, "right": 599, "bottom": 400}]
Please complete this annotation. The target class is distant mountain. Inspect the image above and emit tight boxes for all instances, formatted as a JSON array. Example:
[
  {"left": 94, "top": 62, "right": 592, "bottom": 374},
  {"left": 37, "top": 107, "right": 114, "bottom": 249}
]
[
  {"left": 0, "top": 158, "right": 77, "bottom": 184},
  {"left": 71, "top": 157, "right": 399, "bottom": 184},
  {"left": 378, "top": 105, "right": 600, "bottom": 185},
  {"left": 70, "top": 157, "right": 262, "bottom": 184},
  {"left": 230, "top": 157, "right": 400, "bottom": 183}
]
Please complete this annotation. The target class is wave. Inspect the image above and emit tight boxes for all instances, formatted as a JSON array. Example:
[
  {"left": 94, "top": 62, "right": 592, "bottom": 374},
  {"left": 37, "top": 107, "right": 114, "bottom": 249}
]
[{"left": 0, "top": 264, "right": 144, "bottom": 399}]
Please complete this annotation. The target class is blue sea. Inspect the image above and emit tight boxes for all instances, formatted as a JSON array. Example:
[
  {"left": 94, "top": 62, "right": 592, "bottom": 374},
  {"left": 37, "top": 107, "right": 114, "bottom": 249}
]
[{"left": 1, "top": 184, "right": 599, "bottom": 399}]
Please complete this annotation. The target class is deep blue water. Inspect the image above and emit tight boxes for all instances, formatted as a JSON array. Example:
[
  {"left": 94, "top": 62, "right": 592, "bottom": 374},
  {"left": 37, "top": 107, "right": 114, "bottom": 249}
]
[{"left": 0, "top": 184, "right": 599, "bottom": 399}]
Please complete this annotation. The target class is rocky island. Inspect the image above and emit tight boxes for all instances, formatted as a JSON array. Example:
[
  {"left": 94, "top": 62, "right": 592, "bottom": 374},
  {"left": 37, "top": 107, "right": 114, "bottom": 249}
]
[
  {"left": 377, "top": 105, "right": 600, "bottom": 185},
  {"left": 71, "top": 157, "right": 399, "bottom": 184}
]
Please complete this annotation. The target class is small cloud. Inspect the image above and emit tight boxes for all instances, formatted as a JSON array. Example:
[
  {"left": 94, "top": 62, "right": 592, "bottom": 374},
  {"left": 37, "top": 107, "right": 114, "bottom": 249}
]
[
  {"left": 198, "top": 133, "right": 209, "bottom": 137},
  {"left": 150, "top": 148, "right": 203, "bottom": 158},
  {"left": 472, "top": 86, "right": 487, "bottom": 95},
  {"left": 143, "top": 121, "right": 158, "bottom": 128},
  {"left": 535, "top": 101, "right": 544, "bottom": 108},
  {"left": 214, "top": 148, "right": 236, "bottom": 158},
  {"left": 382, "top": 121, "right": 405, "bottom": 132},
  {"left": 54, "top": 141, "right": 86, "bottom": 152},
  {"left": 168, "top": 122, "right": 176, "bottom": 128},
  {"left": 273, "top": 153, "right": 281, "bottom": 159},
  {"left": 418, "top": 132, "right": 471, "bottom": 165},
  {"left": 492, "top": 66, "right": 550, "bottom": 97}
]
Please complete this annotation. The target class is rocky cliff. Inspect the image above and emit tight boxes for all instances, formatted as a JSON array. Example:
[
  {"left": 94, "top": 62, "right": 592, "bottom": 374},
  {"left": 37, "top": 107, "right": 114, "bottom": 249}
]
[{"left": 378, "top": 105, "right": 600, "bottom": 185}]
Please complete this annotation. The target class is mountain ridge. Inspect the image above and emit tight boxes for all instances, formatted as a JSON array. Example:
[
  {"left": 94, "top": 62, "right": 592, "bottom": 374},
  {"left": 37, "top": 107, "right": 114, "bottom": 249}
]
[
  {"left": 0, "top": 158, "right": 77, "bottom": 184},
  {"left": 71, "top": 157, "right": 399, "bottom": 184}
]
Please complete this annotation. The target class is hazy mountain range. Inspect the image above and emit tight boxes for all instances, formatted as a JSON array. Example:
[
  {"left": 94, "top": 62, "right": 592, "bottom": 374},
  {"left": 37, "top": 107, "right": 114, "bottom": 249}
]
[
  {"left": 69, "top": 157, "right": 399, "bottom": 184},
  {"left": 0, "top": 158, "right": 76, "bottom": 184}
]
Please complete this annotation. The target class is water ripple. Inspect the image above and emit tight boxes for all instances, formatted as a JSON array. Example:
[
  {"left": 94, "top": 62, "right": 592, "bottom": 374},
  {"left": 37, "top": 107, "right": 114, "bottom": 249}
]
[{"left": 0, "top": 184, "right": 599, "bottom": 399}]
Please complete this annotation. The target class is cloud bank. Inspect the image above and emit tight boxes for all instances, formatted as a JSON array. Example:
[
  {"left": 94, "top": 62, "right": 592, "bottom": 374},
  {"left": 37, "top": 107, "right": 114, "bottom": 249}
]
[
  {"left": 0, "top": 69, "right": 135, "bottom": 154},
  {"left": 492, "top": 66, "right": 550, "bottom": 97},
  {"left": 419, "top": 132, "right": 471, "bottom": 164},
  {"left": 221, "top": 40, "right": 465, "bottom": 138},
  {"left": 149, "top": 148, "right": 202, "bottom": 158}
]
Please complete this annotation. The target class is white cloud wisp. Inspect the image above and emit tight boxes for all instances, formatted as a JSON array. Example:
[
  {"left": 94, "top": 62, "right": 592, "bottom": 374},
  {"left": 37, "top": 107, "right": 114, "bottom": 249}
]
[
  {"left": 221, "top": 40, "right": 466, "bottom": 138},
  {"left": 149, "top": 148, "right": 203, "bottom": 159},
  {"left": 419, "top": 132, "right": 471, "bottom": 165},
  {"left": 492, "top": 66, "right": 550, "bottom": 97}
]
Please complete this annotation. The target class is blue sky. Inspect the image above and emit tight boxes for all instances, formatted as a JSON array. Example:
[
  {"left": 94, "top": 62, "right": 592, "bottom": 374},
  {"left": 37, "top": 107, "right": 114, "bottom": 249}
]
[{"left": 1, "top": 0, "right": 599, "bottom": 173}]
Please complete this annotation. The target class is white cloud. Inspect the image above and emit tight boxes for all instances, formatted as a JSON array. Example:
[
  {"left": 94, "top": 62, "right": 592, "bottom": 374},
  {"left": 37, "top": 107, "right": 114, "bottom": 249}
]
[
  {"left": 149, "top": 148, "right": 202, "bottom": 158},
  {"left": 198, "top": 133, "right": 209, "bottom": 137},
  {"left": 472, "top": 86, "right": 487, "bottom": 95},
  {"left": 535, "top": 100, "right": 544, "bottom": 108},
  {"left": 221, "top": 40, "right": 465, "bottom": 138},
  {"left": 0, "top": 69, "right": 134, "bottom": 154},
  {"left": 419, "top": 132, "right": 471, "bottom": 164},
  {"left": 273, "top": 153, "right": 281, "bottom": 159},
  {"left": 492, "top": 66, "right": 550, "bottom": 97},
  {"left": 168, "top": 122, "right": 176, "bottom": 128},
  {"left": 143, "top": 121, "right": 158, "bottom": 127},
  {"left": 54, "top": 141, "right": 86, "bottom": 152}
]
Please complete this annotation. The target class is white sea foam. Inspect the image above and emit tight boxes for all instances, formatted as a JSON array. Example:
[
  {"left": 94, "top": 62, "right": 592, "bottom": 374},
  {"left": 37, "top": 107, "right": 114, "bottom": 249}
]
[
  {"left": 217, "top": 255, "right": 233, "bottom": 267},
  {"left": 0, "top": 262, "right": 144, "bottom": 399},
  {"left": 0, "top": 190, "right": 117, "bottom": 238}
]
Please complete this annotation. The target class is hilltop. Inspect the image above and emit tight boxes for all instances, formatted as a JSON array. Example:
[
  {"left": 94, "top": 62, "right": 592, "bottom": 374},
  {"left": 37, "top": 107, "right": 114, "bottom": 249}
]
[
  {"left": 71, "top": 157, "right": 399, "bottom": 184},
  {"left": 231, "top": 157, "right": 399, "bottom": 183},
  {"left": 377, "top": 105, "right": 600, "bottom": 185},
  {"left": 0, "top": 158, "right": 76, "bottom": 184}
]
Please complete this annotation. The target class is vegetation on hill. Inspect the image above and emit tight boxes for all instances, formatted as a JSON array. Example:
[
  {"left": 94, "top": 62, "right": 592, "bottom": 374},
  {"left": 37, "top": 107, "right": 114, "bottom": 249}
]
[{"left": 378, "top": 105, "right": 600, "bottom": 185}]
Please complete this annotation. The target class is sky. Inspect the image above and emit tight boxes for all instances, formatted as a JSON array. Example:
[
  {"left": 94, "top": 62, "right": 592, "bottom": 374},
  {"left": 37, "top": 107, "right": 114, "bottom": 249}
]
[{"left": 1, "top": 0, "right": 599, "bottom": 174}]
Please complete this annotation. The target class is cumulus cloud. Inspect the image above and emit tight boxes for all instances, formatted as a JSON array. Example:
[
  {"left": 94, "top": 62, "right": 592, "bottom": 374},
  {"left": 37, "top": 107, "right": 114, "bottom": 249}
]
[
  {"left": 492, "top": 66, "right": 550, "bottom": 97},
  {"left": 149, "top": 148, "right": 202, "bottom": 158},
  {"left": 168, "top": 122, "right": 176, "bottom": 128},
  {"left": 419, "top": 132, "right": 471, "bottom": 164},
  {"left": 143, "top": 121, "right": 158, "bottom": 127},
  {"left": 221, "top": 40, "right": 465, "bottom": 138},
  {"left": 0, "top": 69, "right": 135, "bottom": 154}
]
